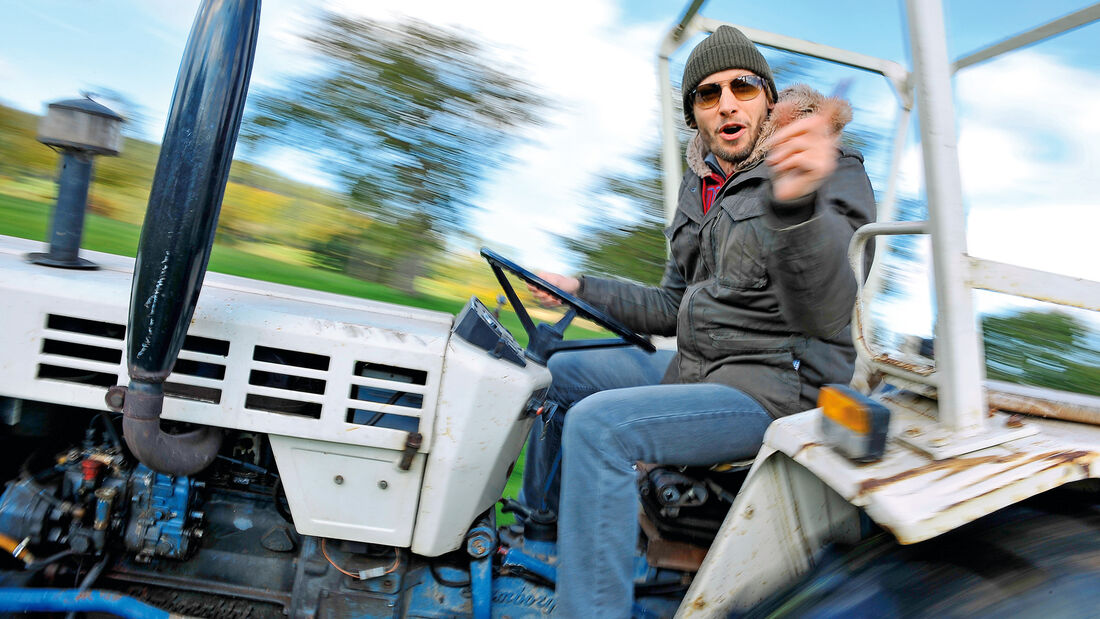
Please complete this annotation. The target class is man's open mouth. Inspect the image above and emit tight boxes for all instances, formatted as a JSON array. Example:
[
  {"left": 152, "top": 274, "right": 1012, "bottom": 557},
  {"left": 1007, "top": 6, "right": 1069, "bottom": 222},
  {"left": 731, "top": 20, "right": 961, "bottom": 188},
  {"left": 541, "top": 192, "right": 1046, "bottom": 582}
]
[{"left": 719, "top": 123, "right": 745, "bottom": 139}]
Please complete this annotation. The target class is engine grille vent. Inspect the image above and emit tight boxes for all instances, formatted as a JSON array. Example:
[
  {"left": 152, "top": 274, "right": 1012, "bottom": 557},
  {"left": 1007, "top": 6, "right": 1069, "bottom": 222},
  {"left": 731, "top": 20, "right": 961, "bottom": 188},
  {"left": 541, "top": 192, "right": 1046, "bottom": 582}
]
[
  {"left": 36, "top": 314, "right": 229, "bottom": 404},
  {"left": 37, "top": 315, "right": 124, "bottom": 387},
  {"left": 244, "top": 345, "right": 329, "bottom": 419},
  {"left": 166, "top": 334, "right": 229, "bottom": 404},
  {"left": 346, "top": 361, "right": 426, "bottom": 432}
]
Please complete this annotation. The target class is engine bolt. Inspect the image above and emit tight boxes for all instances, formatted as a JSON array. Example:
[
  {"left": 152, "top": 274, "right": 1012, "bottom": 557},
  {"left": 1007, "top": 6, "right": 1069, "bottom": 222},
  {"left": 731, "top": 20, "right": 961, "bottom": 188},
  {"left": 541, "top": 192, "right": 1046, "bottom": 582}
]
[
  {"left": 378, "top": 480, "right": 388, "bottom": 490},
  {"left": 334, "top": 475, "right": 344, "bottom": 485}
]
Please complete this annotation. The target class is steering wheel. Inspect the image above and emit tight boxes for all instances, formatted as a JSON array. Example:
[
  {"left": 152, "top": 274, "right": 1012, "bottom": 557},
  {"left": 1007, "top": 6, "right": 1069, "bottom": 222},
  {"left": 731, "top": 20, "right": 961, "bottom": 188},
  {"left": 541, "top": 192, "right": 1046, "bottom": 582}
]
[{"left": 481, "top": 247, "right": 655, "bottom": 364}]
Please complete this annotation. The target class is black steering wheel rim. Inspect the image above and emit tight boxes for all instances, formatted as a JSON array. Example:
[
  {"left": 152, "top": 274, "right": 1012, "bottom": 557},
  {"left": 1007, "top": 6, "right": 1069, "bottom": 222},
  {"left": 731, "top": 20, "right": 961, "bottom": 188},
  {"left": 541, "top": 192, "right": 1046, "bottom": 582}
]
[{"left": 480, "top": 247, "right": 655, "bottom": 355}]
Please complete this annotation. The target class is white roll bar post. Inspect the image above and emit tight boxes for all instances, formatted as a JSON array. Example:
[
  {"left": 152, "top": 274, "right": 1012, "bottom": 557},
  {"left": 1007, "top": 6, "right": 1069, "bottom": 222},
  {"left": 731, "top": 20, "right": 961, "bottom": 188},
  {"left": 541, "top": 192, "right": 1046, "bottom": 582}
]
[{"left": 905, "top": 0, "right": 987, "bottom": 434}]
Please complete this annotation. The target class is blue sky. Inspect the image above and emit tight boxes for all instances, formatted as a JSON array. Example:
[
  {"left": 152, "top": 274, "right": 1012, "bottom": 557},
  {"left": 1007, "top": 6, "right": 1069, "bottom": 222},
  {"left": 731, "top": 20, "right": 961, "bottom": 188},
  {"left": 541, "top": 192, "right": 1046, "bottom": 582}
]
[{"left": 2, "top": 0, "right": 1098, "bottom": 337}]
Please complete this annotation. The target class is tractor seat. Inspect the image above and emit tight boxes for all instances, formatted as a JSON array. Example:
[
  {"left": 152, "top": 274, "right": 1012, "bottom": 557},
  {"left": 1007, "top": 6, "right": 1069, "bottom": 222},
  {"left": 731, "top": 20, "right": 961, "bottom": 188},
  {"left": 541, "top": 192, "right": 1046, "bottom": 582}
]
[{"left": 636, "top": 458, "right": 755, "bottom": 571}]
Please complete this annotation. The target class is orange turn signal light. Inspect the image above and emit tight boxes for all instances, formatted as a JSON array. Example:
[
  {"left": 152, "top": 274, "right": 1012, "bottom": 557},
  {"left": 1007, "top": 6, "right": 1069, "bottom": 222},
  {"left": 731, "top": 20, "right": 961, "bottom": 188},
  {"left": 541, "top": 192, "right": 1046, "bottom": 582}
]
[{"left": 819, "top": 384, "right": 890, "bottom": 463}]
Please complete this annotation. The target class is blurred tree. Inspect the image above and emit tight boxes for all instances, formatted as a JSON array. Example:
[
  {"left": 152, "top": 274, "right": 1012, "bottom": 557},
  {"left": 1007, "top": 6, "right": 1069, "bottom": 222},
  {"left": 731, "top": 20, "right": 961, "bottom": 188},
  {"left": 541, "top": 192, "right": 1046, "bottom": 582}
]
[
  {"left": 982, "top": 310, "right": 1100, "bottom": 397},
  {"left": 563, "top": 149, "right": 669, "bottom": 284},
  {"left": 242, "top": 13, "right": 545, "bottom": 294},
  {"left": 0, "top": 105, "right": 59, "bottom": 180},
  {"left": 83, "top": 88, "right": 149, "bottom": 139}
]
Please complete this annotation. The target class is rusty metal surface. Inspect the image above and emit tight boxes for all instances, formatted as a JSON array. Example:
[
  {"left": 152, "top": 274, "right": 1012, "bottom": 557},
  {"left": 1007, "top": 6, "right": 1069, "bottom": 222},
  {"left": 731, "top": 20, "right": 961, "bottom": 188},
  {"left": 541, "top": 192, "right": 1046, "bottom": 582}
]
[
  {"left": 883, "top": 388, "right": 1039, "bottom": 459},
  {"left": 871, "top": 352, "right": 935, "bottom": 376},
  {"left": 764, "top": 401, "right": 1100, "bottom": 546},
  {"left": 986, "top": 379, "right": 1100, "bottom": 425},
  {"left": 639, "top": 511, "right": 708, "bottom": 572}
]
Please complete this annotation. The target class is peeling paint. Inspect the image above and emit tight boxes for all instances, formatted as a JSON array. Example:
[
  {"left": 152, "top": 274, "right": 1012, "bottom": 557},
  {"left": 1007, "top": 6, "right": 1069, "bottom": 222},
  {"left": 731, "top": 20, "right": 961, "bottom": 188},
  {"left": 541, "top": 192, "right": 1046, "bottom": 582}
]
[{"left": 858, "top": 449, "right": 1098, "bottom": 496}]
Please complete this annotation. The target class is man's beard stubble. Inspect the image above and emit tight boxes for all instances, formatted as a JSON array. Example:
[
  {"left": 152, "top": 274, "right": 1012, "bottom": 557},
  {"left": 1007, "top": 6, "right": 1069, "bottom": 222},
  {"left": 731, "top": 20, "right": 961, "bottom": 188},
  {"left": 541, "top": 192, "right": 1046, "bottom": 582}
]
[{"left": 714, "top": 122, "right": 762, "bottom": 168}]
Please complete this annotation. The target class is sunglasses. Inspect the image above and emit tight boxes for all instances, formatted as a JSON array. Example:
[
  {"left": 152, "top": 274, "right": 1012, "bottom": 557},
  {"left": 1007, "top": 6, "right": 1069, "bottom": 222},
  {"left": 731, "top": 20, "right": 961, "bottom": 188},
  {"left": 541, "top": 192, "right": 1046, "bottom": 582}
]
[{"left": 691, "top": 75, "right": 767, "bottom": 108}]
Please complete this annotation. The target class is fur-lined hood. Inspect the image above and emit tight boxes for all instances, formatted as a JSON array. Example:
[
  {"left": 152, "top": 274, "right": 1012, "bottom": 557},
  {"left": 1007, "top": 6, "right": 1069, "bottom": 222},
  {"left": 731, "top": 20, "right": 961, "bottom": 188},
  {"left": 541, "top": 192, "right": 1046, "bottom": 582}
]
[{"left": 685, "top": 84, "right": 853, "bottom": 178}]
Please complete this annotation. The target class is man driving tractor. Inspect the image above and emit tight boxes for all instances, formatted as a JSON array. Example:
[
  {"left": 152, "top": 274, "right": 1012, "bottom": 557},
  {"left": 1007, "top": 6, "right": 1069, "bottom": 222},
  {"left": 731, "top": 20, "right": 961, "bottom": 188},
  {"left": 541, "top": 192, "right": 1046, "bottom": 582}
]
[{"left": 520, "top": 25, "right": 876, "bottom": 616}]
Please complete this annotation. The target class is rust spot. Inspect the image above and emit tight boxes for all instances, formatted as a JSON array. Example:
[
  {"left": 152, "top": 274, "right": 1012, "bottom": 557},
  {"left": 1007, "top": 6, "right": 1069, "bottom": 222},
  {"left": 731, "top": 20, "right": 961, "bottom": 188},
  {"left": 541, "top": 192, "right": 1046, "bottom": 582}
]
[
  {"left": 645, "top": 537, "right": 708, "bottom": 572},
  {"left": 965, "top": 450, "right": 1095, "bottom": 488},
  {"left": 792, "top": 442, "right": 821, "bottom": 459},
  {"left": 858, "top": 453, "right": 1023, "bottom": 494},
  {"left": 1005, "top": 414, "right": 1025, "bottom": 428},
  {"left": 871, "top": 353, "right": 934, "bottom": 375},
  {"left": 693, "top": 598, "right": 707, "bottom": 609},
  {"left": 76, "top": 590, "right": 121, "bottom": 601},
  {"left": 1040, "top": 450, "right": 1095, "bottom": 474},
  {"left": 860, "top": 450, "right": 1098, "bottom": 496},
  {"left": 986, "top": 389, "right": 1100, "bottom": 426}
]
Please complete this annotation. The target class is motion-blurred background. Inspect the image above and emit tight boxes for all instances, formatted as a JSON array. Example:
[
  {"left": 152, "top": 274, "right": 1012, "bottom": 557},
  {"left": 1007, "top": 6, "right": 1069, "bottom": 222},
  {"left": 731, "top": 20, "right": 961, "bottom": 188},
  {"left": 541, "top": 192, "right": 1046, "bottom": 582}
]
[{"left": 1, "top": 0, "right": 1097, "bottom": 397}]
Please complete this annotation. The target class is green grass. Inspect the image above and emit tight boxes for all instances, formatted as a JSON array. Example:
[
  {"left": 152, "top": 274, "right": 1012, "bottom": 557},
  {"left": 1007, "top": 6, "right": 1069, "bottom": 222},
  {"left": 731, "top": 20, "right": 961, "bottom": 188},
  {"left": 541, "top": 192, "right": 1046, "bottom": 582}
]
[
  {"left": 0, "top": 195, "right": 453, "bottom": 310},
  {"left": 499, "top": 445, "right": 526, "bottom": 526},
  {"left": 0, "top": 193, "right": 143, "bottom": 256},
  {"left": 0, "top": 194, "right": 602, "bottom": 346},
  {"left": 209, "top": 246, "right": 461, "bottom": 310}
]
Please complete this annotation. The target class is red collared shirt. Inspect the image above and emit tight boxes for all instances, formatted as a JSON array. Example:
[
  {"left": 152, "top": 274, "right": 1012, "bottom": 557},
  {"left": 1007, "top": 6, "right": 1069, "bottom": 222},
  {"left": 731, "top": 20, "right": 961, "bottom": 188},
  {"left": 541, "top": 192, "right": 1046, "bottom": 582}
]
[{"left": 701, "top": 170, "right": 724, "bottom": 214}]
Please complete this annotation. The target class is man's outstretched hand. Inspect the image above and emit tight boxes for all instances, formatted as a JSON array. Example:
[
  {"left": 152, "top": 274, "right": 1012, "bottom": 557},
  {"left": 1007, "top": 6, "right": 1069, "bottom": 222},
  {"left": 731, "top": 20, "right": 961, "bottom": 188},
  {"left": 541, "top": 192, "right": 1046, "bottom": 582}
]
[
  {"left": 526, "top": 272, "right": 580, "bottom": 308},
  {"left": 766, "top": 98, "right": 845, "bottom": 202}
]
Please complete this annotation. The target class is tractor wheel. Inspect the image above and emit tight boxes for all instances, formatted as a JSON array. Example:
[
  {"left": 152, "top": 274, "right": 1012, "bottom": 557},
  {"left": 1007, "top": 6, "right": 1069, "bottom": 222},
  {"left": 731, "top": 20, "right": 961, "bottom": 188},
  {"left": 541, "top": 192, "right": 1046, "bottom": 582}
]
[{"left": 749, "top": 482, "right": 1100, "bottom": 618}]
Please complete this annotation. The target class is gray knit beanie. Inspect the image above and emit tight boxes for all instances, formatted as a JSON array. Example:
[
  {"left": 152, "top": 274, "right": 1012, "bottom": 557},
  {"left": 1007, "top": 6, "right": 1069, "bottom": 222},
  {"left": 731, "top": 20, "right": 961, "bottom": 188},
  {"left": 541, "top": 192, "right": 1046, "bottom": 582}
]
[{"left": 681, "top": 25, "right": 777, "bottom": 128}]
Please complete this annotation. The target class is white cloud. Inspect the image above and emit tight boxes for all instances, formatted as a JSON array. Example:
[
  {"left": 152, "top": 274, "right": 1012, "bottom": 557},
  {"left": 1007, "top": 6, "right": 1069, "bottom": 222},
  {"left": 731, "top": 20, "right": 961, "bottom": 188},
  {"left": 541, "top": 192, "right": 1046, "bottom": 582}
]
[
  {"left": 956, "top": 52, "right": 1100, "bottom": 207},
  {"left": 887, "top": 50, "right": 1100, "bottom": 288},
  {"left": 959, "top": 53, "right": 1100, "bottom": 283},
  {"left": 870, "top": 50, "right": 1100, "bottom": 338},
  {"left": 968, "top": 204, "right": 1098, "bottom": 281}
]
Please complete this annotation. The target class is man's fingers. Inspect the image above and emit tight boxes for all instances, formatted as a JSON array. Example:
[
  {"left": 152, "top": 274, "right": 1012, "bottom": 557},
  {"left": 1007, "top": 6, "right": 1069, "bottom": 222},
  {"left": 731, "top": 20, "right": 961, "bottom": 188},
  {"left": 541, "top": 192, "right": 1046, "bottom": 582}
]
[
  {"left": 769, "top": 150, "right": 813, "bottom": 175},
  {"left": 524, "top": 272, "right": 579, "bottom": 308},
  {"left": 526, "top": 282, "right": 563, "bottom": 307},
  {"left": 767, "top": 139, "right": 810, "bottom": 166},
  {"left": 766, "top": 105, "right": 845, "bottom": 201},
  {"left": 771, "top": 113, "right": 835, "bottom": 145}
]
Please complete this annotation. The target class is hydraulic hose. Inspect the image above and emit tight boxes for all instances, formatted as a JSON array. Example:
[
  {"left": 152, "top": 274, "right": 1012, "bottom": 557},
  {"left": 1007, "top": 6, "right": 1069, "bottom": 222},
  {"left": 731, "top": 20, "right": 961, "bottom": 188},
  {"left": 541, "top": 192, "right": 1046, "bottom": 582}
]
[
  {"left": 0, "top": 534, "right": 34, "bottom": 566},
  {"left": 0, "top": 589, "right": 173, "bottom": 619}
]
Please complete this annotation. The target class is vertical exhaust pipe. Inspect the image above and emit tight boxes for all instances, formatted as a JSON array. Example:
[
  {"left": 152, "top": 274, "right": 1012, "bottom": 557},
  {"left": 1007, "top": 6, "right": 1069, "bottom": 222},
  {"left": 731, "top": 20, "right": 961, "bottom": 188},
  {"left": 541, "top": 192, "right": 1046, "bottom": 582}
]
[{"left": 117, "top": 0, "right": 260, "bottom": 476}]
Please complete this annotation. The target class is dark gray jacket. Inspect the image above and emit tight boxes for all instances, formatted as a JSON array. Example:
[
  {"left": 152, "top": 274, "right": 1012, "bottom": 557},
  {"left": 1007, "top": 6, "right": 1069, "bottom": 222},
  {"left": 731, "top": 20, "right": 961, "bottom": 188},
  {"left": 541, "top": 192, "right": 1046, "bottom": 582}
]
[{"left": 578, "top": 86, "right": 876, "bottom": 417}]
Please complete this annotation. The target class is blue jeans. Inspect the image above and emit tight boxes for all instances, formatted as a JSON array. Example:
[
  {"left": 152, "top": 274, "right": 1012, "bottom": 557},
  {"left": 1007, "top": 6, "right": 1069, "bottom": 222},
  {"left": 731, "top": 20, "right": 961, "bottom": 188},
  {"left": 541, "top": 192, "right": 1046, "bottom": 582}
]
[
  {"left": 520, "top": 348, "right": 677, "bottom": 514},
  {"left": 523, "top": 349, "right": 773, "bottom": 618}
]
